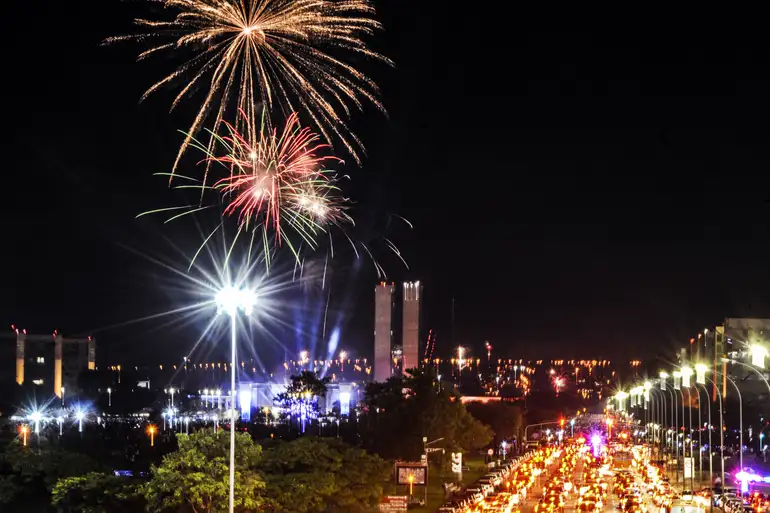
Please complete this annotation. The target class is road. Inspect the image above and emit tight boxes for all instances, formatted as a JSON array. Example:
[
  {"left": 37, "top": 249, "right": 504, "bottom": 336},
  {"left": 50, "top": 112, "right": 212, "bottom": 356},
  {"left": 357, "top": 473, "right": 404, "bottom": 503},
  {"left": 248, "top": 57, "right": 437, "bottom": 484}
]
[{"left": 518, "top": 450, "right": 656, "bottom": 513}]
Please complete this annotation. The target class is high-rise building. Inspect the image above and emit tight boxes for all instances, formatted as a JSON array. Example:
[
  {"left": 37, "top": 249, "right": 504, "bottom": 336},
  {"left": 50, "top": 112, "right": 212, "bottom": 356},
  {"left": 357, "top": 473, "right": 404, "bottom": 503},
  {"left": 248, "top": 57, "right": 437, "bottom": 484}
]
[
  {"left": 374, "top": 283, "right": 394, "bottom": 382},
  {"left": 402, "top": 281, "right": 422, "bottom": 373}
]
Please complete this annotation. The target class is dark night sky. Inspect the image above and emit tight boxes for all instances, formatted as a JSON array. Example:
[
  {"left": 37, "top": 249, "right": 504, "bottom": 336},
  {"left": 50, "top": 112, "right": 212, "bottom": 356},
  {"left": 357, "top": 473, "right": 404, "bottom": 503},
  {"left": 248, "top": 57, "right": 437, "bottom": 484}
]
[{"left": 2, "top": 3, "right": 770, "bottom": 366}]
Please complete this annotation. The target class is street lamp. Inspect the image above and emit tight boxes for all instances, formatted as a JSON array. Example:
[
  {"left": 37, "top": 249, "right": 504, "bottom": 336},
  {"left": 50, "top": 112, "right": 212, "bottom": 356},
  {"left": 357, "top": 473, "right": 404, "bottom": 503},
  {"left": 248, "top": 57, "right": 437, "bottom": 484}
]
[
  {"left": 21, "top": 425, "right": 28, "bottom": 447},
  {"left": 165, "top": 387, "right": 176, "bottom": 408},
  {"left": 148, "top": 424, "right": 156, "bottom": 447},
  {"left": 107, "top": 387, "right": 112, "bottom": 408},
  {"left": 75, "top": 409, "right": 85, "bottom": 433},
  {"left": 616, "top": 391, "right": 628, "bottom": 411},
  {"left": 61, "top": 386, "right": 65, "bottom": 407},
  {"left": 29, "top": 411, "right": 42, "bottom": 435},
  {"left": 216, "top": 284, "right": 256, "bottom": 513},
  {"left": 751, "top": 345, "right": 767, "bottom": 369}
]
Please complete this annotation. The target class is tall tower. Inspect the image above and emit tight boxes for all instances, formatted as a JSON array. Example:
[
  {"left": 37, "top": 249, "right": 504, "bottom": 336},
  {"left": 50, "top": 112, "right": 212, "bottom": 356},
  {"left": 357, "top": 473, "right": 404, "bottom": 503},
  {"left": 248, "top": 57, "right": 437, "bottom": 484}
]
[
  {"left": 402, "top": 281, "right": 422, "bottom": 373},
  {"left": 374, "top": 283, "right": 394, "bottom": 382}
]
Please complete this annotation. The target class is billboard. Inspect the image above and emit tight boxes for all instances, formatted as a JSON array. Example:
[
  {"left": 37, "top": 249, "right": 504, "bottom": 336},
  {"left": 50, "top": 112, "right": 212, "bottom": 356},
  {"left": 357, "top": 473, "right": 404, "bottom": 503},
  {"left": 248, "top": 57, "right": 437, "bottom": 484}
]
[{"left": 395, "top": 463, "right": 428, "bottom": 486}]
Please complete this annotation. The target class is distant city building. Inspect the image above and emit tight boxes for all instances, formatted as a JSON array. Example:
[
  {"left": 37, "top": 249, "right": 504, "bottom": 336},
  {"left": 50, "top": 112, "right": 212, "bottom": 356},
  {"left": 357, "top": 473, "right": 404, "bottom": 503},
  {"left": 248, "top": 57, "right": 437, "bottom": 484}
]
[
  {"left": 402, "top": 281, "right": 422, "bottom": 373},
  {"left": 374, "top": 283, "right": 394, "bottom": 382},
  {"left": 2, "top": 328, "right": 95, "bottom": 397}
]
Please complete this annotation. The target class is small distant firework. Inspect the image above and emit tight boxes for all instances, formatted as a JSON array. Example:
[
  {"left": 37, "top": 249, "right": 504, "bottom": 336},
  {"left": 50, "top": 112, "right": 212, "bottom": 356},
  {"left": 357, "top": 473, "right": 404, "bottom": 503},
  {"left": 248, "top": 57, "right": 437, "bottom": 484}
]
[
  {"left": 106, "top": 0, "right": 392, "bottom": 171},
  {"left": 552, "top": 374, "right": 566, "bottom": 396}
]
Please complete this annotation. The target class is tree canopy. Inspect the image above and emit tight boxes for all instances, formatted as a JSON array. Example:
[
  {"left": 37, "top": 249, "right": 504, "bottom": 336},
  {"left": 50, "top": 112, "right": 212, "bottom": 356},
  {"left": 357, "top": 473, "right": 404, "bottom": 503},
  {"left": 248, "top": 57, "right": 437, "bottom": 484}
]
[
  {"left": 51, "top": 472, "right": 145, "bottom": 513},
  {"left": 359, "top": 368, "right": 493, "bottom": 461},
  {"left": 465, "top": 401, "right": 524, "bottom": 446},
  {"left": 0, "top": 443, "right": 102, "bottom": 507},
  {"left": 143, "top": 429, "right": 265, "bottom": 513},
  {"left": 261, "top": 437, "right": 390, "bottom": 513}
]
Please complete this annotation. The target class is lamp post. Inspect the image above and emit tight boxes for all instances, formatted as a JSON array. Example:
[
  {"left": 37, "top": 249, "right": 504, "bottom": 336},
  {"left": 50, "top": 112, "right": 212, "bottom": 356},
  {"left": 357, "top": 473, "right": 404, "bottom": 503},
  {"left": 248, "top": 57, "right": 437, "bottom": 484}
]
[
  {"left": 75, "top": 410, "right": 85, "bottom": 433},
  {"left": 57, "top": 415, "right": 64, "bottom": 436},
  {"left": 29, "top": 411, "right": 42, "bottom": 435},
  {"left": 61, "top": 386, "right": 65, "bottom": 407},
  {"left": 21, "top": 425, "right": 28, "bottom": 447},
  {"left": 695, "top": 382, "right": 712, "bottom": 486},
  {"left": 165, "top": 387, "right": 176, "bottom": 409},
  {"left": 148, "top": 425, "right": 156, "bottom": 447},
  {"left": 704, "top": 376, "right": 725, "bottom": 500},
  {"left": 216, "top": 284, "right": 256, "bottom": 513},
  {"left": 107, "top": 387, "right": 112, "bottom": 408},
  {"left": 723, "top": 374, "right": 743, "bottom": 475}
]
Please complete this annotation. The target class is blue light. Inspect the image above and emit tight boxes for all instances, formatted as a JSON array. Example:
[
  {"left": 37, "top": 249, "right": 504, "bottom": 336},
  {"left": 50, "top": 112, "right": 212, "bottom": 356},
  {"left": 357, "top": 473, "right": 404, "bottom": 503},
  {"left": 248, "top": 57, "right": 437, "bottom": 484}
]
[
  {"left": 239, "top": 385, "right": 252, "bottom": 422},
  {"left": 339, "top": 392, "right": 350, "bottom": 416}
]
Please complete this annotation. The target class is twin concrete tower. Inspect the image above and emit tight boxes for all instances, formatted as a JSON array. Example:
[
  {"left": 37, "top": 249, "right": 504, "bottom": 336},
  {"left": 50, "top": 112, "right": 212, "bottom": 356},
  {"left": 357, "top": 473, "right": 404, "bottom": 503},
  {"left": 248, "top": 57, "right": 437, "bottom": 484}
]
[{"left": 374, "top": 281, "right": 422, "bottom": 382}]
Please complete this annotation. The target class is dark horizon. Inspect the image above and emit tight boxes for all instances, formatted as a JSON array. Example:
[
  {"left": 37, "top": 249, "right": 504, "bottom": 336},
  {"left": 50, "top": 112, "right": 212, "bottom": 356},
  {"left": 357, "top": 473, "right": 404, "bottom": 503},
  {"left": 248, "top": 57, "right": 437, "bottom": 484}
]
[{"left": 3, "top": 3, "right": 770, "bottom": 367}]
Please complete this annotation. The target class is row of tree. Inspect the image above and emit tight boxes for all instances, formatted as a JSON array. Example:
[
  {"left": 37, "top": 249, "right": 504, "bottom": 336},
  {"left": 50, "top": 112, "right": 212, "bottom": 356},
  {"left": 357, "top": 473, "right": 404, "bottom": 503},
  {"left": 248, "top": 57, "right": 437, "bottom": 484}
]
[
  {"left": 1, "top": 367, "right": 527, "bottom": 511},
  {"left": 2, "top": 430, "right": 389, "bottom": 513}
]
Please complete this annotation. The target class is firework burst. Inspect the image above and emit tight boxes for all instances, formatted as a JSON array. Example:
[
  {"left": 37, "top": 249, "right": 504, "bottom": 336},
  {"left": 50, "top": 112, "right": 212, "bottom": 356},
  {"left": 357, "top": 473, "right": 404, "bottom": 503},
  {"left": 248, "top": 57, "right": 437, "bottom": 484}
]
[
  {"left": 106, "top": 0, "right": 392, "bottom": 171},
  {"left": 141, "top": 111, "right": 354, "bottom": 268}
]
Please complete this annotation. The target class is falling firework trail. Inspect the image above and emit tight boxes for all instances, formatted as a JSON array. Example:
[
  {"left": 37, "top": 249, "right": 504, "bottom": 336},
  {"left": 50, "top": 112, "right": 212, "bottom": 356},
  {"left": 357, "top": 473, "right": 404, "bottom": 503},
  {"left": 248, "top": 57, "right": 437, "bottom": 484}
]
[{"left": 322, "top": 288, "right": 331, "bottom": 339}]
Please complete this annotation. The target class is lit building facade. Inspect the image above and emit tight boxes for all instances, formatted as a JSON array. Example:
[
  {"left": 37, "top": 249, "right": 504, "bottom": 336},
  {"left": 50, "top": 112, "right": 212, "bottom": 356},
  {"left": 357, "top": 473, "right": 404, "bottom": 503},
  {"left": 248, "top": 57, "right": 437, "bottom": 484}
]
[
  {"left": 402, "top": 281, "right": 422, "bottom": 373},
  {"left": 374, "top": 283, "right": 394, "bottom": 382}
]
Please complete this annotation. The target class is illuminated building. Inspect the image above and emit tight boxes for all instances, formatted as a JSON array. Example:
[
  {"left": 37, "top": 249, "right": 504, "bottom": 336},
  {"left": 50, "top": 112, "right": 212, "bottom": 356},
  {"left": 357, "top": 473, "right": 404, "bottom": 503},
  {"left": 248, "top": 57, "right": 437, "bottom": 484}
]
[
  {"left": 3, "top": 328, "right": 95, "bottom": 397},
  {"left": 374, "top": 283, "right": 394, "bottom": 382},
  {"left": 402, "top": 281, "right": 422, "bottom": 373}
]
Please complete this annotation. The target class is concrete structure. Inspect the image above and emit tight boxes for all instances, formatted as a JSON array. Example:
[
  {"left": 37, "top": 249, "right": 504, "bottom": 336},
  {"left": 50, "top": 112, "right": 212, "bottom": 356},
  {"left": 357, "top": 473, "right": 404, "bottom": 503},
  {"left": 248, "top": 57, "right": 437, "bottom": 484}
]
[
  {"left": 8, "top": 328, "right": 95, "bottom": 397},
  {"left": 402, "top": 281, "right": 422, "bottom": 373},
  {"left": 374, "top": 283, "right": 394, "bottom": 382}
]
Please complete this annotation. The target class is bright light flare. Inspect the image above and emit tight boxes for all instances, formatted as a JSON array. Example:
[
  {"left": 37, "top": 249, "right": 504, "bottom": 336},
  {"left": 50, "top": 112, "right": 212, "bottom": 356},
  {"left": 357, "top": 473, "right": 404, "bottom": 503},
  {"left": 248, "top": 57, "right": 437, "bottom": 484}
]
[{"left": 216, "top": 285, "right": 257, "bottom": 317}]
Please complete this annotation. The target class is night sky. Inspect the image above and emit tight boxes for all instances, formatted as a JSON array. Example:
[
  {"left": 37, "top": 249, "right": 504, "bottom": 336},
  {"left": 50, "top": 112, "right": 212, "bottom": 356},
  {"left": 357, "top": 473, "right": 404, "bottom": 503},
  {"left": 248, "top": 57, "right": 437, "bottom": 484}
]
[{"left": 3, "top": 2, "right": 770, "bottom": 367}]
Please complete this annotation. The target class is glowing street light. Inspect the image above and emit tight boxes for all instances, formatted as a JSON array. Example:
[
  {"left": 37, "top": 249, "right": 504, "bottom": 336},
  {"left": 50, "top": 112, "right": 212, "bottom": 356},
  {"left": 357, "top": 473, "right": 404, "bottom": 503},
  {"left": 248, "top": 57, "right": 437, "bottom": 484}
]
[
  {"left": 148, "top": 425, "right": 156, "bottom": 447},
  {"left": 21, "top": 425, "right": 28, "bottom": 447},
  {"left": 695, "top": 363, "right": 708, "bottom": 385},
  {"left": 752, "top": 345, "right": 768, "bottom": 369},
  {"left": 681, "top": 365, "right": 693, "bottom": 388},
  {"left": 659, "top": 371, "right": 669, "bottom": 391},
  {"left": 29, "top": 411, "right": 42, "bottom": 435},
  {"left": 107, "top": 387, "right": 112, "bottom": 407},
  {"left": 615, "top": 391, "right": 628, "bottom": 411},
  {"left": 75, "top": 409, "right": 85, "bottom": 433},
  {"left": 165, "top": 387, "right": 176, "bottom": 408},
  {"left": 57, "top": 415, "right": 64, "bottom": 436},
  {"left": 61, "top": 386, "right": 65, "bottom": 407},
  {"left": 216, "top": 284, "right": 256, "bottom": 513},
  {"left": 408, "top": 473, "right": 415, "bottom": 497}
]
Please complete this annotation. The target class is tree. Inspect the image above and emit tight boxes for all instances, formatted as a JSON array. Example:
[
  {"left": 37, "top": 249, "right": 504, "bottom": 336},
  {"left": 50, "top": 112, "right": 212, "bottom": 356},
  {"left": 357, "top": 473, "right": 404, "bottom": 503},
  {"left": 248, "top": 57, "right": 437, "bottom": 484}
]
[
  {"left": 260, "top": 437, "right": 390, "bottom": 513},
  {"left": 51, "top": 472, "right": 145, "bottom": 512},
  {"left": 143, "top": 429, "right": 265, "bottom": 513},
  {"left": 359, "top": 368, "right": 493, "bottom": 461},
  {"left": 0, "top": 443, "right": 102, "bottom": 507},
  {"left": 465, "top": 401, "right": 525, "bottom": 444},
  {"left": 275, "top": 371, "right": 330, "bottom": 430}
]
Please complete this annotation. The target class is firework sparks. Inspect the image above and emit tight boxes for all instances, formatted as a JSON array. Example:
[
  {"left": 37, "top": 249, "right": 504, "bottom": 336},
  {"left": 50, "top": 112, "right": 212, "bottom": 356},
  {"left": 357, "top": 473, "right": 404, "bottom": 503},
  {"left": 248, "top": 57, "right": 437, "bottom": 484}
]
[
  {"left": 106, "top": 0, "right": 392, "bottom": 171},
  {"left": 210, "top": 111, "right": 346, "bottom": 238},
  {"left": 141, "top": 111, "right": 352, "bottom": 268}
]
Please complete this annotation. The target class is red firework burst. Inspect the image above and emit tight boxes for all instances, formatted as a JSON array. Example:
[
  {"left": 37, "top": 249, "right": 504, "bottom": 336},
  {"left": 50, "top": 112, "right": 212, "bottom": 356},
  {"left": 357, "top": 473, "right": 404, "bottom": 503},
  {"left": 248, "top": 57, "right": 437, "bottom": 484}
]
[{"left": 210, "top": 112, "right": 343, "bottom": 241}]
